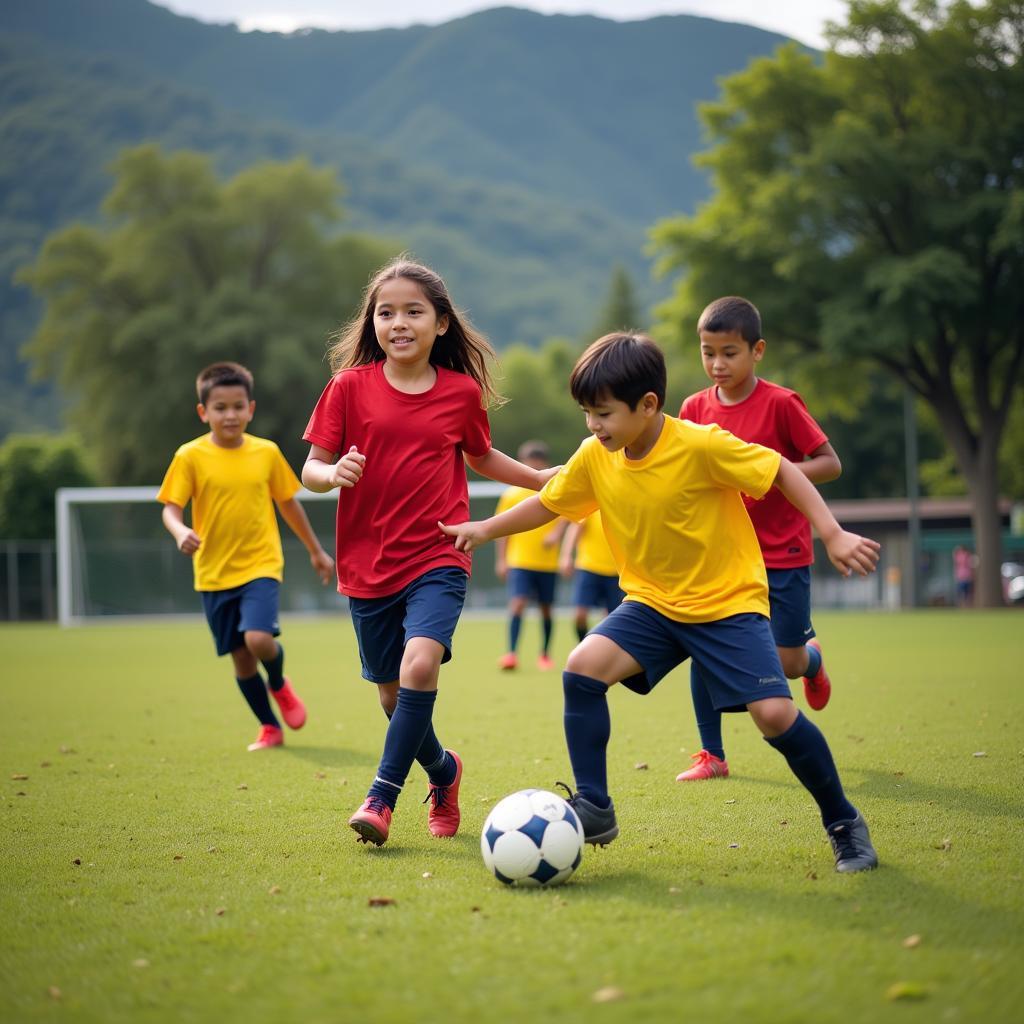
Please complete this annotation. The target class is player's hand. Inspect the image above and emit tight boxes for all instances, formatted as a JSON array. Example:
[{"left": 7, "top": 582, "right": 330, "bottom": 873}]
[
  {"left": 537, "top": 465, "right": 562, "bottom": 486},
  {"left": 177, "top": 529, "right": 201, "bottom": 555},
  {"left": 330, "top": 445, "right": 365, "bottom": 489},
  {"left": 559, "top": 560, "right": 574, "bottom": 579},
  {"left": 825, "top": 530, "right": 880, "bottom": 577},
  {"left": 311, "top": 549, "right": 335, "bottom": 585},
  {"left": 439, "top": 520, "right": 490, "bottom": 553}
]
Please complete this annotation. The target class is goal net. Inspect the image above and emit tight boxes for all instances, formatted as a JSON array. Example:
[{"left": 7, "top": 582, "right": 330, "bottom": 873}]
[{"left": 56, "top": 483, "right": 509, "bottom": 626}]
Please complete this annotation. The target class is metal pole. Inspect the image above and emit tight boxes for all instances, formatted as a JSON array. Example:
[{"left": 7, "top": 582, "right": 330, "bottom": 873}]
[{"left": 904, "top": 385, "right": 921, "bottom": 607}]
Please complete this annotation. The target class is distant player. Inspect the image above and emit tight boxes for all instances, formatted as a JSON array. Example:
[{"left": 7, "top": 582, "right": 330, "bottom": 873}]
[
  {"left": 441, "top": 332, "right": 881, "bottom": 873},
  {"left": 495, "top": 440, "right": 562, "bottom": 671},
  {"left": 676, "top": 296, "right": 840, "bottom": 781},
  {"left": 559, "top": 510, "right": 623, "bottom": 643},
  {"left": 158, "top": 362, "right": 335, "bottom": 752},
  {"left": 301, "top": 258, "right": 556, "bottom": 847}
]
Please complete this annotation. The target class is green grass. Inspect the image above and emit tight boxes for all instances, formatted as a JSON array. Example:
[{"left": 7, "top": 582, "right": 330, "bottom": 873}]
[{"left": 2, "top": 611, "right": 1022, "bottom": 1023}]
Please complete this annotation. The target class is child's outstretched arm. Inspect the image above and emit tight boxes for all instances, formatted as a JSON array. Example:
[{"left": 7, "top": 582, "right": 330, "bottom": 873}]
[
  {"left": 161, "top": 502, "right": 200, "bottom": 555},
  {"left": 774, "top": 459, "right": 879, "bottom": 577},
  {"left": 465, "top": 448, "right": 560, "bottom": 490},
  {"left": 276, "top": 496, "right": 335, "bottom": 585},
  {"left": 440, "top": 495, "right": 557, "bottom": 553},
  {"left": 302, "top": 444, "right": 366, "bottom": 493}
]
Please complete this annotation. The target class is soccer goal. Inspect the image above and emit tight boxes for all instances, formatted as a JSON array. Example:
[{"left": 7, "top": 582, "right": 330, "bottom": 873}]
[{"left": 55, "top": 483, "right": 508, "bottom": 626}]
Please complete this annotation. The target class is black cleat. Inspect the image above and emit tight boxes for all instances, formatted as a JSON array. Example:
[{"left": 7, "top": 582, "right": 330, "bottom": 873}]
[
  {"left": 556, "top": 782, "right": 619, "bottom": 846},
  {"left": 827, "top": 812, "right": 879, "bottom": 873}
]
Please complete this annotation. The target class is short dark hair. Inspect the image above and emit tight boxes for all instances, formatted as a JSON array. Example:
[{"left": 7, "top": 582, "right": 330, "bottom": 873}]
[
  {"left": 569, "top": 332, "right": 666, "bottom": 411},
  {"left": 697, "top": 296, "right": 762, "bottom": 345},
  {"left": 196, "top": 362, "right": 254, "bottom": 405},
  {"left": 517, "top": 440, "right": 550, "bottom": 462}
]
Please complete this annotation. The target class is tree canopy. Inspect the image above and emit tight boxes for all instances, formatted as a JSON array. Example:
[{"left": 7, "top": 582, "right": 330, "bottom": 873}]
[{"left": 652, "top": 0, "right": 1024, "bottom": 605}]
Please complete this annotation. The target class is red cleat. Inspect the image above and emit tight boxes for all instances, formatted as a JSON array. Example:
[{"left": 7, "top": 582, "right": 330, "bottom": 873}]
[
  {"left": 498, "top": 652, "right": 518, "bottom": 671},
  {"left": 247, "top": 724, "right": 284, "bottom": 751},
  {"left": 425, "top": 751, "right": 463, "bottom": 838},
  {"left": 676, "top": 749, "right": 729, "bottom": 781},
  {"left": 536, "top": 653, "right": 555, "bottom": 671},
  {"left": 349, "top": 797, "right": 392, "bottom": 846},
  {"left": 803, "top": 639, "right": 832, "bottom": 711},
  {"left": 270, "top": 677, "right": 307, "bottom": 730}
]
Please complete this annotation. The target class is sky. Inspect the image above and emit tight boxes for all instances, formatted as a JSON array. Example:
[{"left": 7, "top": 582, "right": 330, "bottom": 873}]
[{"left": 154, "top": 1, "right": 849, "bottom": 49}]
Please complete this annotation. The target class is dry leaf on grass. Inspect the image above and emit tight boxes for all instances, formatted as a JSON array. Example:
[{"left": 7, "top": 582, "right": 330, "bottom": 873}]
[
  {"left": 902, "top": 934, "right": 922, "bottom": 948},
  {"left": 132, "top": 959, "right": 150, "bottom": 969},
  {"left": 934, "top": 838, "right": 952, "bottom": 851},
  {"left": 592, "top": 987, "right": 625, "bottom": 1003},
  {"left": 172, "top": 855, "right": 184, "bottom": 861},
  {"left": 215, "top": 907, "right": 226, "bottom": 916},
  {"left": 48, "top": 986, "right": 61, "bottom": 1000},
  {"left": 885, "top": 981, "right": 928, "bottom": 1001},
  {"left": 368, "top": 896, "right": 396, "bottom": 907},
  {"left": 972, "top": 751, "right": 987, "bottom": 758},
  {"left": 11, "top": 773, "right": 28, "bottom": 780},
  {"left": 634, "top": 762, "right": 648, "bottom": 770},
  {"left": 236, "top": 784, "right": 248, "bottom": 791},
  {"left": 268, "top": 885, "right": 282, "bottom": 895},
  {"left": 422, "top": 872, "right": 433, "bottom": 879},
  {"left": 314, "top": 771, "right": 327, "bottom": 779}
]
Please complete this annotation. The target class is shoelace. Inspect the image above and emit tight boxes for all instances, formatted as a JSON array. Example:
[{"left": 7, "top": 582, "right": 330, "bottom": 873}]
[
  {"left": 555, "top": 781, "right": 576, "bottom": 802},
  {"left": 364, "top": 796, "right": 389, "bottom": 816},
  {"left": 424, "top": 784, "right": 449, "bottom": 809},
  {"left": 828, "top": 823, "right": 857, "bottom": 856}
]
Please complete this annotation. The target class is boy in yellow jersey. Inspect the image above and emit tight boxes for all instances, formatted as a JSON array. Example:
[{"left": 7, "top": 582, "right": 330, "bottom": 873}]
[
  {"left": 441, "top": 333, "right": 881, "bottom": 873},
  {"left": 494, "top": 441, "right": 562, "bottom": 670},
  {"left": 559, "top": 510, "right": 623, "bottom": 643},
  {"left": 158, "top": 362, "right": 334, "bottom": 752}
]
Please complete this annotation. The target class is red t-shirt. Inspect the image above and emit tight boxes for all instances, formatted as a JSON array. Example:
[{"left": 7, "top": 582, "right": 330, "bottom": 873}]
[
  {"left": 679, "top": 378, "right": 827, "bottom": 568},
  {"left": 303, "top": 361, "right": 491, "bottom": 597}
]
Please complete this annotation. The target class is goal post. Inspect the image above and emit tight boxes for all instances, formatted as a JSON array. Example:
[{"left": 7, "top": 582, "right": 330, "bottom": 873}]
[{"left": 55, "top": 482, "right": 509, "bottom": 626}]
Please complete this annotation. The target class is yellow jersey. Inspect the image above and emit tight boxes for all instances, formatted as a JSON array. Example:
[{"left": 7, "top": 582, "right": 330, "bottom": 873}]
[
  {"left": 538, "top": 416, "right": 780, "bottom": 623},
  {"left": 495, "top": 485, "right": 560, "bottom": 572},
  {"left": 574, "top": 511, "right": 618, "bottom": 577},
  {"left": 157, "top": 434, "right": 302, "bottom": 591}
]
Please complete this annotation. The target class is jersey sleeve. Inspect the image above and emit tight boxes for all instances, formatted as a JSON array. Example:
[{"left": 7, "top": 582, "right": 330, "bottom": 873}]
[
  {"left": 679, "top": 390, "right": 704, "bottom": 422},
  {"left": 268, "top": 445, "right": 303, "bottom": 502},
  {"left": 460, "top": 382, "right": 491, "bottom": 458},
  {"left": 156, "top": 448, "right": 194, "bottom": 508},
  {"left": 537, "top": 442, "right": 597, "bottom": 522},
  {"left": 781, "top": 392, "right": 829, "bottom": 456},
  {"left": 704, "top": 424, "right": 781, "bottom": 500},
  {"left": 303, "top": 374, "right": 345, "bottom": 453}
]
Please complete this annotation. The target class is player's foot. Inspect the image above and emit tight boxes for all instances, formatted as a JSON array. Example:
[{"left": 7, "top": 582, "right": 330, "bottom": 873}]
[
  {"left": 270, "top": 677, "right": 307, "bottom": 729},
  {"left": 803, "top": 639, "right": 832, "bottom": 710},
  {"left": 827, "top": 812, "right": 878, "bottom": 873},
  {"left": 557, "top": 783, "right": 618, "bottom": 846},
  {"left": 675, "top": 749, "right": 729, "bottom": 781},
  {"left": 498, "top": 652, "right": 518, "bottom": 671},
  {"left": 536, "top": 653, "right": 555, "bottom": 671},
  {"left": 349, "top": 797, "right": 392, "bottom": 846},
  {"left": 247, "top": 724, "right": 284, "bottom": 751},
  {"left": 425, "top": 750, "right": 463, "bottom": 837}
]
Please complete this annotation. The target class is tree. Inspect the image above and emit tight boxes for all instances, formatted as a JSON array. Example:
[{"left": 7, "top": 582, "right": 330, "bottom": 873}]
[
  {"left": 0, "top": 434, "right": 95, "bottom": 539},
  {"left": 18, "top": 145, "right": 394, "bottom": 482},
  {"left": 651, "top": 0, "right": 1024, "bottom": 606},
  {"left": 589, "top": 265, "right": 643, "bottom": 340}
]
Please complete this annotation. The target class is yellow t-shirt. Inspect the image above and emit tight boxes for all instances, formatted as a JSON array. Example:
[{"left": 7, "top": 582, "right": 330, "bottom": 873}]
[
  {"left": 495, "top": 485, "right": 560, "bottom": 572},
  {"left": 574, "top": 511, "right": 618, "bottom": 577},
  {"left": 157, "top": 434, "right": 302, "bottom": 591},
  {"left": 538, "top": 416, "right": 781, "bottom": 623}
]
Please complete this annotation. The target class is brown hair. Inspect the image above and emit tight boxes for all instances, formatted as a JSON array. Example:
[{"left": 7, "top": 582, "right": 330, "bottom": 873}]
[
  {"left": 196, "top": 362, "right": 253, "bottom": 405},
  {"left": 697, "top": 296, "right": 762, "bottom": 345},
  {"left": 326, "top": 257, "right": 505, "bottom": 408},
  {"left": 569, "top": 333, "right": 666, "bottom": 411}
]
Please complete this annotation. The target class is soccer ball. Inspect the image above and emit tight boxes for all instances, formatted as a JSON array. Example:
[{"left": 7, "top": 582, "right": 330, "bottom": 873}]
[{"left": 480, "top": 788, "right": 585, "bottom": 887}]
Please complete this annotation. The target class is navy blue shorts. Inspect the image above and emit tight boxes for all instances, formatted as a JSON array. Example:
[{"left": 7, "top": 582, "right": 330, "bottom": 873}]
[
  {"left": 572, "top": 570, "right": 624, "bottom": 613},
  {"left": 507, "top": 567, "right": 557, "bottom": 605},
  {"left": 766, "top": 567, "right": 815, "bottom": 647},
  {"left": 348, "top": 567, "right": 468, "bottom": 684},
  {"left": 590, "top": 601, "right": 792, "bottom": 709},
  {"left": 201, "top": 577, "right": 281, "bottom": 656}
]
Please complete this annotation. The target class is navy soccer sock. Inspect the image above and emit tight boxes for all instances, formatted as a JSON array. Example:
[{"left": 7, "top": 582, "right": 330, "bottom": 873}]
[
  {"left": 765, "top": 711, "right": 857, "bottom": 827},
  {"left": 381, "top": 705, "right": 455, "bottom": 786},
  {"left": 562, "top": 671, "right": 612, "bottom": 808},
  {"left": 541, "top": 614, "right": 553, "bottom": 655},
  {"left": 368, "top": 688, "right": 439, "bottom": 809},
  {"left": 261, "top": 643, "right": 285, "bottom": 691},
  {"left": 575, "top": 622, "right": 588, "bottom": 643},
  {"left": 690, "top": 664, "right": 725, "bottom": 761},
  {"left": 236, "top": 673, "right": 280, "bottom": 728},
  {"left": 509, "top": 613, "right": 522, "bottom": 653},
  {"left": 804, "top": 641, "right": 822, "bottom": 678}
]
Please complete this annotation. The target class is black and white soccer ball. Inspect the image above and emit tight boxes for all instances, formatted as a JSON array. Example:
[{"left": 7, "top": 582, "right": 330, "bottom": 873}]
[{"left": 480, "top": 788, "right": 585, "bottom": 887}]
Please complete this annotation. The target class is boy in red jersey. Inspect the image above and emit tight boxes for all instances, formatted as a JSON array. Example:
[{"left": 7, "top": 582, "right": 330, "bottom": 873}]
[{"left": 677, "top": 296, "right": 841, "bottom": 781}]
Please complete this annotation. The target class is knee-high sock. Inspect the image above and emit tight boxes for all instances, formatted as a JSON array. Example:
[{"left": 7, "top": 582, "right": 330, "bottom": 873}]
[
  {"left": 236, "top": 673, "right": 279, "bottom": 728},
  {"left": 562, "top": 671, "right": 611, "bottom": 808},
  {"left": 765, "top": 711, "right": 857, "bottom": 827},
  {"left": 804, "top": 641, "right": 822, "bottom": 678},
  {"left": 575, "top": 621, "right": 588, "bottom": 643},
  {"left": 541, "top": 614, "right": 553, "bottom": 655},
  {"left": 261, "top": 643, "right": 285, "bottom": 691},
  {"left": 690, "top": 663, "right": 725, "bottom": 760},
  {"left": 368, "top": 688, "right": 438, "bottom": 808},
  {"left": 381, "top": 704, "right": 455, "bottom": 786},
  {"left": 509, "top": 613, "right": 522, "bottom": 653}
]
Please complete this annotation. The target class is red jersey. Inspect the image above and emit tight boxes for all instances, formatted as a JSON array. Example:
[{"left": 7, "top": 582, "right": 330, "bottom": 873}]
[
  {"left": 303, "top": 361, "right": 491, "bottom": 597},
  {"left": 679, "top": 378, "right": 827, "bottom": 568}
]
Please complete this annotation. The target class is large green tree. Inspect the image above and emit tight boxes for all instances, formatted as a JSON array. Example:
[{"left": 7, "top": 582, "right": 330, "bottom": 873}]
[
  {"left": 652, "top": 0, "right": 1024, "bottom": 606},
  {"left": 19, "top": 145, "right": 393, "bottom": 482}
]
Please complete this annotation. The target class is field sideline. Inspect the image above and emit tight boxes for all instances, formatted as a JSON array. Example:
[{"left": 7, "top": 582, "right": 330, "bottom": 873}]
[{"left": 3, "top": 611, "right": 1022, "bottom": 1023}]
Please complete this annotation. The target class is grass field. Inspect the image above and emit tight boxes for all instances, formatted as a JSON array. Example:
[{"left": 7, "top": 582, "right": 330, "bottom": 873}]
[{"left": 3, "top": 610, "right": 1022, "bottom": 1023}]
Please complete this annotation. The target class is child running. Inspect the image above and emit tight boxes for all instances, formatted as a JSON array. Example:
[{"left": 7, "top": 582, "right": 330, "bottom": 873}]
[
  {"left": 677, "top": 296, "right": 841, "bottom": 781},
  {"left": 441, "top": 332, "right": 881, "bottom": 873},
  {"left": 301, "top": 258, "right": 556, "bottom": 847},
  {"left": 158, "top": 362, "right": 335, "bottom": 752}
]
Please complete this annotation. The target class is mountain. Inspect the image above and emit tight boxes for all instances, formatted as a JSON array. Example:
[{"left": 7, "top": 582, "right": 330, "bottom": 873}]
[{"left": 0, "top": 0, "right": 802, "bottom": 433}]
